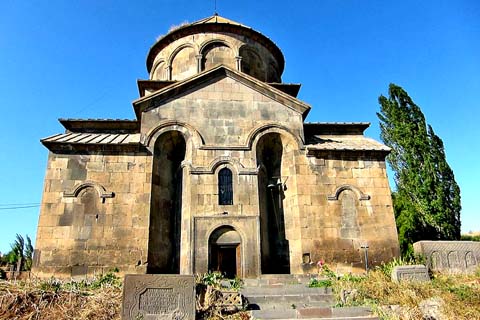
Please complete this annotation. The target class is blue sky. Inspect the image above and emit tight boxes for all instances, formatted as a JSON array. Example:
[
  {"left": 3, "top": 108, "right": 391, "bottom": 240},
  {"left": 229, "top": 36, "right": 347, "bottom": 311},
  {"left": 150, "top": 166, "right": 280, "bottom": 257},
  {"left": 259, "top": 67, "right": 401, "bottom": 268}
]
[{"left": 0, "top": 0, "right": 478, "bottom": 254}]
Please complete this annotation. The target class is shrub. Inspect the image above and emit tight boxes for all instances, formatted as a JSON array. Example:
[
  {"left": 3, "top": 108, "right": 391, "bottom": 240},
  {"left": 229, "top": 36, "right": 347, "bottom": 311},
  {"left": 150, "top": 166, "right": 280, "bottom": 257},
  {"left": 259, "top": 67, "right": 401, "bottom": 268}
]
[
  {"left": 198, "top": 271, "right": 225, "bottom": 288},
  {"left": 308, "top": 278, "right": 332, "bottom": 288},
  {"left": 376, "top": 255, "right": 425, "bottom": 279},
  {"left": 89, "top": 270, "right": 122, "bottom": 289},
  {"left": 39, "top": 278, "right": 63, "bottom": 292}
]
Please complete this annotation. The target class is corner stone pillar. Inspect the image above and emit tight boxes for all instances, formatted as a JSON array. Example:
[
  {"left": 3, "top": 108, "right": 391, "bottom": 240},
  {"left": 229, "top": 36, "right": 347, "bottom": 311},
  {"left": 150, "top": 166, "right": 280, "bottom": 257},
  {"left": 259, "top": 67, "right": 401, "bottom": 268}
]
[{"left": 179, "top": 164, "right": 193, "bottom": 274}]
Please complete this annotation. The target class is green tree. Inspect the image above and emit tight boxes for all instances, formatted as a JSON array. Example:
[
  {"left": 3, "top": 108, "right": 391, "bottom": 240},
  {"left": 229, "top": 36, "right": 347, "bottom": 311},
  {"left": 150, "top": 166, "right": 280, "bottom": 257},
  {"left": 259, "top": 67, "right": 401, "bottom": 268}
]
[
  {"left": 1, "top": 234, "right": 34, "bottom": 271},
  {"left": 377, "top": 84, "right": 461, "bottom": 255},
  {"left": 23, "top": 235, "right": 34, "bottom": 270}
]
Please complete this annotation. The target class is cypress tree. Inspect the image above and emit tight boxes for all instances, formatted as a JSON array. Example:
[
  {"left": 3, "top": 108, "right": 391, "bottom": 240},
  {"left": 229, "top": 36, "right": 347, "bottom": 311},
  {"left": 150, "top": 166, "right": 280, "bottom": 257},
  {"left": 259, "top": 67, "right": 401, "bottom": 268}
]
[{"left": 377, "top": 84, "right": 461, "bottom": 255}]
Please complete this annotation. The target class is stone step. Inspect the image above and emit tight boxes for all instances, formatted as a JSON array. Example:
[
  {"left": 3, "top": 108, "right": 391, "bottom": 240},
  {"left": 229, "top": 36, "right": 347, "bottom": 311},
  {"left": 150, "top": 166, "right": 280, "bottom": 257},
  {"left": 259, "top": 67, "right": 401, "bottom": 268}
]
[
  {"left": 330, "top": 307, "right": 377, "bottom": 319},
  {"left": 242, "top": 285, "right": 332, "bottom": 296},
  {"left": 243, "top": 289, "right": 334, "bottom": 311},
  {"left": 242, "top": 275, "right": 335, "bottom": 313},
  {"left": 244, "top": 274, "right": 318, "bottom": 286},
  {"left": 246, "top": 295, "right": 332, "bottom": 311},
  {"left": 250, "top": 309, "right": 296, "bottom": 319},
  {"left": 250, "top": 306, "right": 378, "bottom": 319}
]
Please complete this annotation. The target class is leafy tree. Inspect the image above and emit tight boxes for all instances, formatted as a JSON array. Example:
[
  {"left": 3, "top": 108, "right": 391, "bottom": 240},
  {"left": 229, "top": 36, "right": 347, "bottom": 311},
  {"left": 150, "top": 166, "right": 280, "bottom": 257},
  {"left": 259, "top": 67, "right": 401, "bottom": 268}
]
[
  {"left": 24, "top": 235, "right": 34, "bottom": 270},
  {"left": 1, "top": 234, "right": 34, "bottom": 271},
  {"left": 377, "top": 84, "right": 461, "bottom": 255}
]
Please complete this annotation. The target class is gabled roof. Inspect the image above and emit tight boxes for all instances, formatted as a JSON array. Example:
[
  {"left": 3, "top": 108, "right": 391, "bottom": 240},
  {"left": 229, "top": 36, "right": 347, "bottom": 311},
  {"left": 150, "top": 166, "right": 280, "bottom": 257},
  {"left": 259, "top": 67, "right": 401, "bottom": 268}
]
[
  {"left": 132, "top": 65, "right": 311, "bottom": 120},
  {"left": 137, "top": 80, "right": 301, "bottom": 98}
]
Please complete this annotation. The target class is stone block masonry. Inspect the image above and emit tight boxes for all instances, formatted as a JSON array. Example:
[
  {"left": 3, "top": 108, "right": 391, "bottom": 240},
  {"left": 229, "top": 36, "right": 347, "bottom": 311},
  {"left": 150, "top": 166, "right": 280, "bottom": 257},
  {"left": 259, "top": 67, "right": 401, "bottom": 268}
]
[{"left": 121, "top": 274, "right": 195, "bottom": 320}]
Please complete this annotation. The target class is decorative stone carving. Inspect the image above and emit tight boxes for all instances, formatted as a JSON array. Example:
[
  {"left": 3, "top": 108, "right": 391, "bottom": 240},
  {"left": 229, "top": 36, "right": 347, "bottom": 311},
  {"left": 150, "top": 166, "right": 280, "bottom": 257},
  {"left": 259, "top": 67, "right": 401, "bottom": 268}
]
[
  {"left": 327, "top": 185, "right": 370, "bottom": 201},
  {"left": 63, "top": 181, "right": 114, "bottom": 199},
  {"left": 391, "top": 265, "right": 430, "bottom": 282},
  {"left": 122, "top": 274, "right": 195, "bottom": 320},
  {"left": 413, "top": 241, "right": 480, "bottom": 273}
]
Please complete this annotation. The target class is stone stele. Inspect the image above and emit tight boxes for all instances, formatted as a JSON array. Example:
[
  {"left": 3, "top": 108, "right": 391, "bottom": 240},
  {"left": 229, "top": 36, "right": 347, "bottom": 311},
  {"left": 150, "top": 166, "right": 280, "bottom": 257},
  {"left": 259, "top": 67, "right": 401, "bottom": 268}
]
[
  {"left": 391, "top": 265, "right": 430, "bottom": 283},
  {"left": 122, "top": 274, "right": 195, "bottom": 320},
  {"left": 413, "top": 240, "right": 480, "bottom": 274}
]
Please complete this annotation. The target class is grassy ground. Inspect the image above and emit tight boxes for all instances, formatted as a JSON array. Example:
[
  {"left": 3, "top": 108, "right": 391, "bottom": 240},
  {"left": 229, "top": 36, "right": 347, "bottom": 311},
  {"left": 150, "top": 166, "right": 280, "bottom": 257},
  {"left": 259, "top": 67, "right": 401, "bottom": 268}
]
[
  {"left": 0, "top": 274, "right": 122, "bottom": 320},
  {"left": 315, "top": 263, "right": 480, "bottom": 320},
  {"left": 1, "top": 267, "right": 479, "bottom": 320},
  {"left": 0, "top": 272, "right": 248, "bottom": 320}
]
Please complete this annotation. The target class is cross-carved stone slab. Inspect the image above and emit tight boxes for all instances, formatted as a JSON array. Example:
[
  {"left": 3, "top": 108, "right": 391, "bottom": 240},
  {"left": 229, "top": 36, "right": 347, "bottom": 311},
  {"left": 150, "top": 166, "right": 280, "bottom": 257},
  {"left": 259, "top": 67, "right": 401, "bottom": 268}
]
[
  {"left": 122, "top": 274, "right": 196, "bottom": 320},
  {"left": 391, "top": 265, "right": 430, "bottom": 283},
  {"left": 413, "top": 241, "right": 480, "bottom": 274}
]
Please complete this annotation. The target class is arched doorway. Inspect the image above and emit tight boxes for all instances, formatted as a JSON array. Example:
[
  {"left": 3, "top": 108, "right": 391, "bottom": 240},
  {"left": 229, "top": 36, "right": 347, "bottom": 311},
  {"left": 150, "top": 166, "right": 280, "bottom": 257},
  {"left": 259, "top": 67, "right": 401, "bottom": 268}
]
[
  {"left": 209, "top": 226, "right": 241, "bottom": 278},
  {"left": 148, "top": 130, "right": 186, "bottom": 273},
  {"left": 256, "top": 132, "right": 290, "bottom": 274}
]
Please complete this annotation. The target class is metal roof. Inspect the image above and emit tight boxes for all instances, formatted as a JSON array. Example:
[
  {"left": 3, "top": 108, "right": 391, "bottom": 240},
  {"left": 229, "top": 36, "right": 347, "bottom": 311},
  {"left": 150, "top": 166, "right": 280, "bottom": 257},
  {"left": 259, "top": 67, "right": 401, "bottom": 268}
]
[
  {"left": 306, "top": 135, "right": 390, "bottom": 152},
  {"left": 41, "top": 132, "right": 141, "bottom": 145}
]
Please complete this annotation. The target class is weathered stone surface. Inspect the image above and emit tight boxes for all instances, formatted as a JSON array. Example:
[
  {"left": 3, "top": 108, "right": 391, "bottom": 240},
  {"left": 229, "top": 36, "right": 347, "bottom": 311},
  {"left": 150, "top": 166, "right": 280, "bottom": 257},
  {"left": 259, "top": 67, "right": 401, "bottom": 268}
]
[
  {"left": 391, "top": 265, "right": 430, "bottom": 282},
  {"left": 413, "top": 241, "right": 480, "bottom": 273},
  {"left": 122, "top": 274, "right": 195, "bottom": 320},
  {"left": 419, "top": 297, "right": 446, "bottom": 320},
  {"left": 33, "top": 14, "right": 400, "bottom": 279}
]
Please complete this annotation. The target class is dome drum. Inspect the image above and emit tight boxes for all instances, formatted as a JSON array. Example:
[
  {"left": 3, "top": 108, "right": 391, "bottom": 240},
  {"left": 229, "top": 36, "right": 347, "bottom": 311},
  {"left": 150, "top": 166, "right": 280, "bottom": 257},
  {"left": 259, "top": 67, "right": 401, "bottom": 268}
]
[{"left": 147, "top": 16, "right": 284, "bottom": 82}]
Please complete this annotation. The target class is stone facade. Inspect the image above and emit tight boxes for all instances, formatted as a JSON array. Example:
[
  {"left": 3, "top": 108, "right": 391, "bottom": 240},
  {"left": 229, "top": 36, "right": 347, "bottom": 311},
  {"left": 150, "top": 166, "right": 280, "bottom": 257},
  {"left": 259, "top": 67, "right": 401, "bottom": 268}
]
[{"left": 33, "top": 15, "right": 399, "bottom": 279}]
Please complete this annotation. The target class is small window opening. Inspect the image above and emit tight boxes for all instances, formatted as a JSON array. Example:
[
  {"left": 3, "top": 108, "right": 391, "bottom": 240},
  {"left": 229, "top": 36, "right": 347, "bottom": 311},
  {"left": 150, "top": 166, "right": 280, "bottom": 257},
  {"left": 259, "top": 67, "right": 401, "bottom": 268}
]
[{"left": 218, "top": 168, "right": 233, "bottom": 205}]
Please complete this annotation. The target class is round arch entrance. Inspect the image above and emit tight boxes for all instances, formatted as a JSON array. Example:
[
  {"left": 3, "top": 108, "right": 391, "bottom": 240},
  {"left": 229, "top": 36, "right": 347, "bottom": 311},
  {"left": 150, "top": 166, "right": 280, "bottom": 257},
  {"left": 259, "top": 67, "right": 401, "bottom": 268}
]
[{"left": 208, "top": 226, "right": 241, "bottom": 279}]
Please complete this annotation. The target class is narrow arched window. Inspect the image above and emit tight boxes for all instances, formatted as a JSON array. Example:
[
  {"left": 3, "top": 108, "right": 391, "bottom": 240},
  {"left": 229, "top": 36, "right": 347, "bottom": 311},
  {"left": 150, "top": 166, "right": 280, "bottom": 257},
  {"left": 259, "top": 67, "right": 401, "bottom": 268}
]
[{"left": 218, "top": 168, "right": 233, "bottom": 205}]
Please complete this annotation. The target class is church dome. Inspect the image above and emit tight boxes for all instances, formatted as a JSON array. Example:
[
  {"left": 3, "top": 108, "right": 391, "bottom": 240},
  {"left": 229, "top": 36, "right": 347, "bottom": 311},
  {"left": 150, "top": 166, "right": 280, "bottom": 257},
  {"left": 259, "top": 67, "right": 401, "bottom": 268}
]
[{"left": 146, "top": 14, "right": 285, "bottom": 83}]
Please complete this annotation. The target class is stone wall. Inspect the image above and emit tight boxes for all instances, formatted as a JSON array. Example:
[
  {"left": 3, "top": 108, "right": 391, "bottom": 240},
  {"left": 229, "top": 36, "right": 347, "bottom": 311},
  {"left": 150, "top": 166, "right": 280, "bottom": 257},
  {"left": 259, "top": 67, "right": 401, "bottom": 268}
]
[
  {"left": 139, "top": 75, "right": 398, "bottom": 276},
  {"left": 290, "top": 153, "right": 399, "bottom": 273},
  {"left": 141, "top": 76, "right": 304, "bottom": 148},
  {"left": 33, "top": 151, "right": 152, "bottom": 278},
  {"left": 34, "top": 14, "right": 399, "bottom": 279},
  {"left": 150, "top": 32, "right": 280, "bottom": 82}
]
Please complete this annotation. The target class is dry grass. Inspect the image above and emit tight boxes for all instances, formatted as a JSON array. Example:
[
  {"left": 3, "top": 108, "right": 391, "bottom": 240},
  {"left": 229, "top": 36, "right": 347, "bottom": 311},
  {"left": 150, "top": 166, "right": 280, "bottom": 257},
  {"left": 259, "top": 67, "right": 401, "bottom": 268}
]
[
  {"left": 5, "top": 268, "right": 477, "bottom": 320},
  {"left": 0, "top": 272, "right": 249, "bottom": 320},
  {"left": 0, "top": 279, "right": 122, "bottom": 320},
  {"left": 331, "top": 269, "right": 480, "bottom": 320}
]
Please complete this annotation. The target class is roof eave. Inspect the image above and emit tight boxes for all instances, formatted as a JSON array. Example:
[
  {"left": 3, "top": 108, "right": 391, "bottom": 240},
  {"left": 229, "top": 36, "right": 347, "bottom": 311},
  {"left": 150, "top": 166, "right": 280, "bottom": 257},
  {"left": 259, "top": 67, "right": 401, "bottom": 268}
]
[
  {"left": 41, "top": 140, "right": 145, "bottom": 153},
  {"left": 306, "top": 148, "right": 391, "bottom": 158},
  {"left": 304, "top": 122, "right": 371, "bottom": 135},
  {"left": 132, "top": 65, "right": 311, "bottom": 120},
  {"left": 59, "top": 118, "right": 140, "bottom": 133}
]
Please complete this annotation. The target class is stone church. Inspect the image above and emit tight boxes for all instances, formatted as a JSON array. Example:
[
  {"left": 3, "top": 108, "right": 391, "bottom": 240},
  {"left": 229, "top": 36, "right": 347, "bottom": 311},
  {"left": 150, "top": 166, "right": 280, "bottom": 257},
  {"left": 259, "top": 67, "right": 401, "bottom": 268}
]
[{"left": 33, "top": 15, "right": 399, "bottom": 278}]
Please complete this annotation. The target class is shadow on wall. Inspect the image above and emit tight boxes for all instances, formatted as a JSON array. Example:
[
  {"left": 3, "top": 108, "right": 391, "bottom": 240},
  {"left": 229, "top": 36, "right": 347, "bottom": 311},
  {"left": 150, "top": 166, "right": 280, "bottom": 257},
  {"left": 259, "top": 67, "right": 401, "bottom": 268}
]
[
  {"left": 148, "top": 131, "right": 186, "bottom": 274},
  {"left": 257, "top": 132, "right": 290, "bottom": 274}
]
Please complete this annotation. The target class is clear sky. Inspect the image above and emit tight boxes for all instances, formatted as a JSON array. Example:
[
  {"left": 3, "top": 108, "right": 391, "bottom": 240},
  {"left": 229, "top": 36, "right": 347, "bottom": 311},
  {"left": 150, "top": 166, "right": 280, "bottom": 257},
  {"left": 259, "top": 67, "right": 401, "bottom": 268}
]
[{"left": 0, "top": 0, "right": 478, "bottom": 254}]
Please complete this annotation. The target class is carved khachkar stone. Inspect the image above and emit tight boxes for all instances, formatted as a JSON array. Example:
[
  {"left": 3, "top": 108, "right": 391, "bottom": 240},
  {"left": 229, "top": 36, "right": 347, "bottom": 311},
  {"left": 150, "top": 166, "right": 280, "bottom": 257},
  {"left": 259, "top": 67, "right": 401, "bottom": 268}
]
[
  {"left": 391, "top": 265, "right": 430, "bottom": 282},
  {"left": 122, "top": 274, "right": 196, "bottom": 320},
  {"left": 413, "top": 241, "right": 480, "bottom": 273}
]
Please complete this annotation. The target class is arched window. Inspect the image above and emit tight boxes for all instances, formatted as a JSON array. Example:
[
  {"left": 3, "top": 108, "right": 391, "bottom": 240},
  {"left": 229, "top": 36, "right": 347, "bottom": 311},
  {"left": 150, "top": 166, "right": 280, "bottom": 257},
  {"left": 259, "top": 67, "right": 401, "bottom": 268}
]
[{"left": 218, "top": 168, "right": 233, "bottom": 205}]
